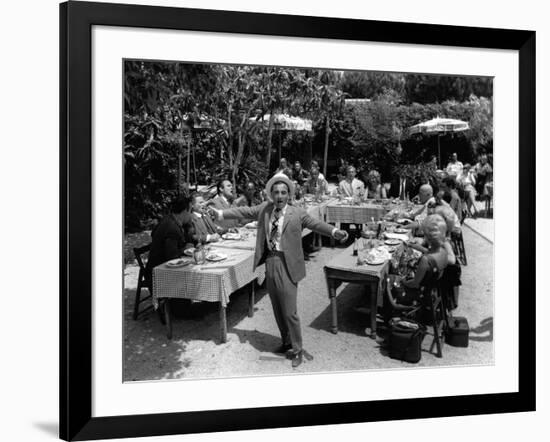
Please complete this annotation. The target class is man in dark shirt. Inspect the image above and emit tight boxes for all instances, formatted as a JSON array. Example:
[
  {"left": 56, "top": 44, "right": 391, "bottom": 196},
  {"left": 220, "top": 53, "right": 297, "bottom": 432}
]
[
  {"left": 145, "top": 195, "right": 194, "bottom": 279},
  {"left": 292, "top": 161, "right": 309, "bottom": 186}
]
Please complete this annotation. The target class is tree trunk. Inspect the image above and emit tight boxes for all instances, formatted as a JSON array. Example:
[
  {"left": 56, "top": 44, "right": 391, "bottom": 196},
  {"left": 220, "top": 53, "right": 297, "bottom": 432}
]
[
  {"left": 186, "top": 137, "right": 191, "bottom": 188},
  {"left": 305, "top": 133, "right": 313, "bottom": 168},
  {"left": 265, "top": 110, "right": 275, "bottom": 172},
  {"left": 177, "top": 151, "right": 182, "bottom": 195},
  {"left": 233, "top": 113, "right": 248, "bottom": 191},
  {"left": 191, "top": 136, "right": 197, "bottom": 187},
  {"left": 323, "top": 115, "right": 330, "bottom": 178},
  {"left": 227, "top": 104, "right": 234, "bottom": 177}
]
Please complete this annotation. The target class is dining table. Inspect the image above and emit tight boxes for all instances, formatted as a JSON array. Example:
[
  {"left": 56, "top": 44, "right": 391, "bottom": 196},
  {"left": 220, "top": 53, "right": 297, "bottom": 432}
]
[
  {"left": 152, "top": 247, "right": 265, "bottom": 342},
  {"left": 326, "top": 198, "right": 416, "bottom": 225},
  {"left": 324, "top": 236, "right": 410, "bottom": 339}
]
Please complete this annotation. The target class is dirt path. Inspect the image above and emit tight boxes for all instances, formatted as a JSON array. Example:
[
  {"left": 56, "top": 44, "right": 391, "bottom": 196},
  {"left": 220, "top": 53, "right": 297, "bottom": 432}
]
[{"left": 123, "top": 226, "right": 493, "bottom": 381}]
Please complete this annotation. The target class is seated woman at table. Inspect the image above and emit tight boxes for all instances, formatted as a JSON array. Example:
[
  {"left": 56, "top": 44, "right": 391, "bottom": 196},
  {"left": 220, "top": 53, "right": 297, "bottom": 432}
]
[
  {"left": 407, "top": 205, "right": 456, "bottom": 265},
  {"left": 364, "top": 169, "right": 387, "bottom": 199},
  {"left": 303, "top": 166, "right": 329, "bottom": 196},
  {"left": 393, "top": 215, "right": 449, "bottom": 306}
]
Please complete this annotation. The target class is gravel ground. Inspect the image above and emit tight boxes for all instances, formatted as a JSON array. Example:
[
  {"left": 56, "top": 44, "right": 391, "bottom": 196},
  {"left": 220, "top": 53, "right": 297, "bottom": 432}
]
[{"left": 123, "top": 224, "right": 493, "bottom": 381}]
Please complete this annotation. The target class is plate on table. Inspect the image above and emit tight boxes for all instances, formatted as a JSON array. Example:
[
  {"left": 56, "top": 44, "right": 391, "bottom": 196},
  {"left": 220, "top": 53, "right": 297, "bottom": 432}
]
[
  {"left": 385, "top": 239, "right": 402, "bottom": 246},
  {"left": 244, "top": 221, "right": 258, "bottom": 229},
  {"left": 221, "top": 232, "right": 242, "bottom": 240},
  {"left": 166, "top": 258, "right": 191, "bottom": 268},
  {"left": 206, "top": 252, "right": 228, "bottom": 262},
  {"left": 183, "top": 248, "right": 195, "bottom": 257},
  {"left": 362, "top": 247, "right": 391, "bottom": 265},
  {"left": 394, "top": 228, "right": 409, "bottom": 234}
]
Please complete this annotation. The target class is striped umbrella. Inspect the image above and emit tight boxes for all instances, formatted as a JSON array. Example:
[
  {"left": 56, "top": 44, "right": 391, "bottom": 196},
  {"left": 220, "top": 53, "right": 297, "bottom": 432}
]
[{"left": 409, "top": 117, "right": 469, "bottom": 168}]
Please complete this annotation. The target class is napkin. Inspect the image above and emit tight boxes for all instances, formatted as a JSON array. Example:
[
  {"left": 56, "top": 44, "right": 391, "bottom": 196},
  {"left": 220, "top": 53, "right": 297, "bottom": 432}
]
[{"left": 384, "top": 232, "right": 409, "bottom": 242}]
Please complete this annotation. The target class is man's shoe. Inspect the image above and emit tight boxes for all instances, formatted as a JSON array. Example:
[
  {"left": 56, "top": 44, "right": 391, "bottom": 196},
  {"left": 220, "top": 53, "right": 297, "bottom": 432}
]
[
  {"left": 291, "top": 351, "right": 303, "bottom": 368},
  {"left": 275, "top": 343, "right": 292, "bottom": 355}
]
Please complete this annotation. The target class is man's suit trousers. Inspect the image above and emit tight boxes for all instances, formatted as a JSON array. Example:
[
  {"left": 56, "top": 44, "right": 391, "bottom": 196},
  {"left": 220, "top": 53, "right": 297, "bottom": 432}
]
[{"left": 265, "top": 251, "right": 302, "bottom": 353}]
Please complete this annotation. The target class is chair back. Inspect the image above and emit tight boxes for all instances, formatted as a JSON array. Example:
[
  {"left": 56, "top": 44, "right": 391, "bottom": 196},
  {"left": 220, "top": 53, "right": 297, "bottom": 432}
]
[{"left": 133, "top": 244, "right": 151, "bottom": 284}]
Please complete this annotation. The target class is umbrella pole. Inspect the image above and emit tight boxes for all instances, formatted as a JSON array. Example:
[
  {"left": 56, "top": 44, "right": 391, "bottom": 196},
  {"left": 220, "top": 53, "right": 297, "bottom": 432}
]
[
  {"left": 177, "top": 151, "right": 182, "bottom": 195},
  {"left": 186, "top": 137, "right": 191, "bottom": 189}
]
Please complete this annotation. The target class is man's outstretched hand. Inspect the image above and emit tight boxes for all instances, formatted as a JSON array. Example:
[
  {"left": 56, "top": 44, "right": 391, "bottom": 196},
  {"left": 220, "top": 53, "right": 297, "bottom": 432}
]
[
  {"left": 333, "top": 229, "right": 348, "bottom": 243},
  {"left": 208, "top": 207, "right": 222, "bottom": 221}
]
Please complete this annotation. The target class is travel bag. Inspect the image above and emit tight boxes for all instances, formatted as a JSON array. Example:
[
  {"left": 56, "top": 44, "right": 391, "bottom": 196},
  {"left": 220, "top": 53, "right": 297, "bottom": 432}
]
[
  {"left": 445, "top": 316, "right": 469, "bottom": 347},
  {"left": 388, "top": 317, "right": 426, "bottom": 363}
]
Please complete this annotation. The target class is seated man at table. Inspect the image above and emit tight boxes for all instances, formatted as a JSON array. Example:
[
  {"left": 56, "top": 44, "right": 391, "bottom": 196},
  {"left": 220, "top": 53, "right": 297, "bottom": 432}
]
[
  {"left": 292, "top": 161, "right": 310, "bottom": 186},
  {"left": 303, "top": 166, "right": 328, "bottom": 196},
  {"left": 338, "top": 165, "right": 365, "bottom": 197},
  {"left": 388, "top": 169, "right": 415, "bottom": 200},
  {"left": 145, "top": 195, "right": 194, "bottom": 280},
  {"left": 190, "top": 192, "right": 224, "bottom": 244},
  {"left": 234, "top": 181, "right": 264, "bottom": 208},
  {"left": 207, "top": 179, "right": 240, "bottom": 230}
]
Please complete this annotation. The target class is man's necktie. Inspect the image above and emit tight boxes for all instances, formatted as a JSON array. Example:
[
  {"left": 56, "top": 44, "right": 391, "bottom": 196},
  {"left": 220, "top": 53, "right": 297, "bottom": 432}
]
[{"left": 269, "top": 208, "right": 281, "bottom": 250}]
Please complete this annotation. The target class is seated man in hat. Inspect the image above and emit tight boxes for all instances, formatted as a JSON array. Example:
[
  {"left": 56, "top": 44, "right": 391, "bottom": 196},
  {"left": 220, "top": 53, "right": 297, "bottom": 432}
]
[{"left": 209, "top": 173, "right": 348, "bottom": 369}]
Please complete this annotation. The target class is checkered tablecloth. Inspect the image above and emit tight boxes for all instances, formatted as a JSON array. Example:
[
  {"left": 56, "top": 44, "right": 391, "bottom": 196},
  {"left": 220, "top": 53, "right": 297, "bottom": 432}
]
[
  {"left": 153, "top": 248, "right": 265, "bottom": 308},
  {"left": 326, "top": 202, "right": 388, "bottom": 224}
]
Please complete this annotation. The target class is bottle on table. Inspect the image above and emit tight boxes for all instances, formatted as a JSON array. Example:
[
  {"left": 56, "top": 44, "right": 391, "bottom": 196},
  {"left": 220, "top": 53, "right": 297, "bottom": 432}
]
[{"left": 193, "top": 240, "right": 206, "bottom": 265}]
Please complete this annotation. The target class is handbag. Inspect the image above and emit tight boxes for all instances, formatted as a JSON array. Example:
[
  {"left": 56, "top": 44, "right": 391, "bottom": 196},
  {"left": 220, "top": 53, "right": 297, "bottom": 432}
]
[{"left": 388, "top": 317, "right": 426, "bottom": 363}]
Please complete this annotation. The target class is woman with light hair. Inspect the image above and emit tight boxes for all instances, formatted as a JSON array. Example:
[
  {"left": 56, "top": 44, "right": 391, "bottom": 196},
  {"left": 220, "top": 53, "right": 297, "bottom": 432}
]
[
  {"left": 365, "top": 169, "right": 387, "bottom": 199},
  {"left": 400, "top": 214, "right": 448, "bottom": 292}
]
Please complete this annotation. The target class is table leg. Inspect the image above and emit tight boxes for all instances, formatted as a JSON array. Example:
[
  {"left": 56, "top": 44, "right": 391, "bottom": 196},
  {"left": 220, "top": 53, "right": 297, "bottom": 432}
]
[
  {"left": 248, "top": 281, "right": 255, "bottom": 318},
  {"left": 164, "top": 299, "right": 172, "bottom": 340},
  {"left": 220, "top": 302, "right": 227, "bottom": 343},
  {"left": 328, "top": 279, "right": 338, "bottom": 334},
  {"left": 369, "top": 282, "right": 377, "bottom": 339}
]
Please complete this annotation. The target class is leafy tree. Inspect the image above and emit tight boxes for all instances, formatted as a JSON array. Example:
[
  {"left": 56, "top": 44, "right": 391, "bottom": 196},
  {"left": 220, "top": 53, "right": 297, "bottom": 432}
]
[{"left": 339, "top": 71, "right": 406, "bottom": 100}]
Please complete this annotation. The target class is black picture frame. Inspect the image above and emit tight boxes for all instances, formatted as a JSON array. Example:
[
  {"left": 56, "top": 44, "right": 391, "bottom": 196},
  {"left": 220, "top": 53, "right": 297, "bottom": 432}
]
[{"left": 60, "top": 1, "right": 536, "bottom": 440}]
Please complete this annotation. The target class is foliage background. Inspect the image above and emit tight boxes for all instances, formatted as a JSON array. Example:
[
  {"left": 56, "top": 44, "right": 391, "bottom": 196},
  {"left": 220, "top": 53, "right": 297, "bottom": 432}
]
[{"left": 124, "top": 62, "right": 492, "bottom": 230}]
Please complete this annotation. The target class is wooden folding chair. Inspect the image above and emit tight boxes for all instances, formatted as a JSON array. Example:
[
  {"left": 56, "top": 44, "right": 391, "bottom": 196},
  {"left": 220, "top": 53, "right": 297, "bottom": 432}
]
[
  {"left": 451, "top": 229, "right": 467, "bottom": 266},
  {"left": 133, "top": 244, "right": 165, "bottom": 325},
  {"left": 386, "top": 268, "right": 448, "bottom": 358}
]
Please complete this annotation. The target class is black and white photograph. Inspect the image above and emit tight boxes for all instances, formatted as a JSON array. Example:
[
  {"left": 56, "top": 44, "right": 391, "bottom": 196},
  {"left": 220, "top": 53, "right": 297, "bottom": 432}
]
[{"left": 123, "top": 60, "right": 494, "bottom": 380}]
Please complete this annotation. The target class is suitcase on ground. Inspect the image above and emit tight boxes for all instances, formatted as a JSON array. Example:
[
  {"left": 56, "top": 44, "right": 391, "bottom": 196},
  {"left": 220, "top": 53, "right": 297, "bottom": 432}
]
[
  {"left": 445, "top": 316, "right": 469, "bottom": 347},
  {"left": 388, "top": 318, "right": 426, "bottom": 363}
]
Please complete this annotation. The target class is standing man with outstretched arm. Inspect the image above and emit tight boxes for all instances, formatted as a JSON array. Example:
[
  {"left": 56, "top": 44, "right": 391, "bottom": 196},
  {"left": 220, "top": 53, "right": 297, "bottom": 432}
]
[{"left": 210, "top": 174, "right": 348, "bottom": 368}]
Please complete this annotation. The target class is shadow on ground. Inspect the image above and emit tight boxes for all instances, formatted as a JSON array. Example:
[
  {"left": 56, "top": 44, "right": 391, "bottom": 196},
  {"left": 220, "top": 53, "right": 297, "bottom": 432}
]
[
  {"left": 33, "top": 422, "right": 58, "bottom": 438},
  {"left": 469, "top": 316, "right": 493, "bottom": 342},
  {"left": 309, "top": 282, "right": 376, "bottom": 337},
  {"left": 123, "top": 282, "right": 269, "bottom": 381}
]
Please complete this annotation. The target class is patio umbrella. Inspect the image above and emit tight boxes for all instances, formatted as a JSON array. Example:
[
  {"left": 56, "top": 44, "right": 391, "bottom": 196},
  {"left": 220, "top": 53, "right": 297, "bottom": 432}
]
[{"left": 408, "top": 117, "right": 469, "bottom": 168}]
